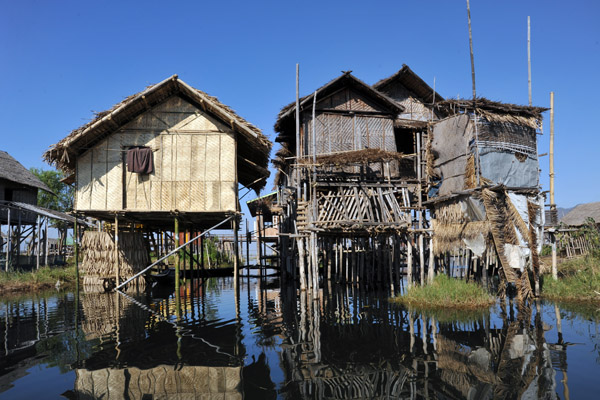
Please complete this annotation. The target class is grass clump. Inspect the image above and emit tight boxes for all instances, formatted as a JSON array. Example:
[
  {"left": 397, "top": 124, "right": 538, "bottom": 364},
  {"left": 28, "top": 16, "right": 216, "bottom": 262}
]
[
  {"left": 0, "top": 264, "right": 79, "bottom": 294},
  {"left": 542, "top": 255, "right": 600, "bottom": 302},
  {"left": 391, "top": 274, "right": 495, "bottom": 310}
]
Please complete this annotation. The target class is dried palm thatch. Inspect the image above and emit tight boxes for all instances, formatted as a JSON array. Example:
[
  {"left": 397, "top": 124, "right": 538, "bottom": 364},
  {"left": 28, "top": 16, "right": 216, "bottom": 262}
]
[
  {"left": 434, "top": 201, "right": 468, "bottom": 224},
  {"left": 465, "top": 154, "right": 477, "bottom": 189},
  {"left": 464, "top": 154, "right": 491, "bottom": 189},
  {"left": 272, "top": 144, "right": 293, "bottom": 187},
  {"left": 81, "top": 231, "right": 149, "bottom": 285},
  {"left": 480, "top": 189, "right": 519, "bottom": 291},
  {"left": 432, "top": 220, "right": 491, "bottom": 255},
  {"left": 300, "top": 148, "right": 407, "bottom": 166},
  {"left": 481, "top": 189, "right": 535, "bottom": 302},
  {"left": 436, "top": 97, "right": 547, "bottom": 131},
  {"left": 425, "top": 134, "right": 439, "bottom": 180},
  {"left": 528, "top": 200, "right": 541, "bottom": 283}
]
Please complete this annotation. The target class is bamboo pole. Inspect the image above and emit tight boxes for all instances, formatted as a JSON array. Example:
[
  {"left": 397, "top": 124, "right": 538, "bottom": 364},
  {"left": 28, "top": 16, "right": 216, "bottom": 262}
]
[
  {"left": 550, "top": 92, "right": 557, "bottom": 280},
  {"left": 44, "top": 217, "right": 49, "bottom": 267},
  {"left": 74, "top": 217, "right": 79, "bottom": 282},
  {"left": 5, "top": 208, "right": 10, "bottom": 271},
  {"left": 466, "top": 0, "right": 476, "bottom": 100},
  {"left": 407, "top": 235, "right": 413, "bottom": 288},
  {"left": 527, "top": 16, "right": 532, "bottom": 106},
  {"left": 233, "top": 217, "right": 239, "bottom": 288},
  {"left": 174, "top": 216, "right": 180, "bottom": 294},
  {"left": 114, "top": 214, "right": 119, "bottom": 285},
  {"left": 36, "top": 215, "right": 41, "bottom": 270}
]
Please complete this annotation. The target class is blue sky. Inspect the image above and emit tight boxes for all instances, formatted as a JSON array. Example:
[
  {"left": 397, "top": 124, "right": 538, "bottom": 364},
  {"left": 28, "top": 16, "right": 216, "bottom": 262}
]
[{"left": 1, "top": 0, "right": 598, "bottom": 210}]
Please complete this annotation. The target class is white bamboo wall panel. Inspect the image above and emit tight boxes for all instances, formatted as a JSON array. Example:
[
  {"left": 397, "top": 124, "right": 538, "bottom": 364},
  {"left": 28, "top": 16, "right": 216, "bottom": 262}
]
[
  {"left": 76, "top": 150, "right": 92, "bottom": 210},
  {"left": 74, "top": 95, "right": 237, "bottom": 213}
]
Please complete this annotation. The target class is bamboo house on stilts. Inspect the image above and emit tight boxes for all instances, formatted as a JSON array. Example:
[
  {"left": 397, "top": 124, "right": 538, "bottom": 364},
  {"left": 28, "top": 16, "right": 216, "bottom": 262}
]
[
  {"left": 44, "top": 75, "right": 271, "bottom": 287},
  {"left": 427, "top": 98, "right": 547, "bottom": 301},
  {"left": 274, "top": 69, "right": 440, "bottom": 294}
]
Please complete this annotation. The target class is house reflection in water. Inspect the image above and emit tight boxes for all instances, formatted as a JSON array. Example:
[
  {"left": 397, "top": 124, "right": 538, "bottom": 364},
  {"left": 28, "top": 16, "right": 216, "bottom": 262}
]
[
  {"left": 277, "top": 283, "right": 562, "bottom": 399},
  {"left": 69, "top": 286, "right": 244, "bottom": 399}
]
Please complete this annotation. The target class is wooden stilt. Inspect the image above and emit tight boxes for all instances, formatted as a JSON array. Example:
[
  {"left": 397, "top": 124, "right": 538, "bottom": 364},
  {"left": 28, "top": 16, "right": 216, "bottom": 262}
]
[
  {"left": 114, "top": 214, "right": 119, "bottom": 285},
  {"left": 233, "top": 217, "right": 240, "bottom": 289},
  {"left": 174, "top": 216, "right": 180, "bottom": 294}
]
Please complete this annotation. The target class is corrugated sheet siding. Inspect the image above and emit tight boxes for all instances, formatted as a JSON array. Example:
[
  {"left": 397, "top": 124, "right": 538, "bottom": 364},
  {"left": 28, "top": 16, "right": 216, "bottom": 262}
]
[{"left": 75, "top": 96, "right": 237, "bottom": 213}]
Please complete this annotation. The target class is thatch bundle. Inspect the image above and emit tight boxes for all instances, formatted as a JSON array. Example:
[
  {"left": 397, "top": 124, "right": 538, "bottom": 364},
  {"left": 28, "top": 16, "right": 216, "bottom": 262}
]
[
  {"left": 432, "top": 220, "right": 491, "bottom": 255},
  {"left": 425, "top": 134, "right": 438, "bottom": 180},
  {"left": 302, "top": 148, "right": 407, "bottom": 166},
  {"left": 465, "top": 154, "right": 477, "bottom": 189},
  {"left": 81, "top": 231, "right": 150, "bottom": 285},
  {"left": 434, "top": 201, "right": 468, "bottom": 224}
]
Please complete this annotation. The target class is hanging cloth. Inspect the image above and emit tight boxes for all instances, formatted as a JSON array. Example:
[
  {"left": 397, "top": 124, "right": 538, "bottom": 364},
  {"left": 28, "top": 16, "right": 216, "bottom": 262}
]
[{"left": 126, "top": 146, "right": 154, "bottom": 174}]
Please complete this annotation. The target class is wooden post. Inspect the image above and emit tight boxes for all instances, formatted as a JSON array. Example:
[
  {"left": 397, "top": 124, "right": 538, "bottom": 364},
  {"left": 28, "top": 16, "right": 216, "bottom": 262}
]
[
  {"left": 549, "top": 92, "right": 558, "bottom": 280},
  {"left": 245, "top": 219, "right": 250, "bottom": 268},
  {"left": 233, "top": 217, "right": 240, "bottom": 289},
  {"left": 36, "top": 215, "right": 41, "bottom": 270},
  {"left": 74, "top": 217, "right": 79, "bottom": 282},
  {"left": 527, "top": 16, "right": 533, "bottom": 107},
  {"left": 16, "top": 211, "right": 21, "bottom": 268},
  {"left": 466, "top": 0, "right": 477, "bottom": 100},
  {"left": 114, "top": 214, "right": 119, "bottom": 285},
  {"left": 5, "top": 208, "right": 10, "bottom": 271},
  {"left": 174, "top": 216, "right": 180, "bottom": 294},
  {"left": 44, "top": 217, "right": 49, "bottom": 267},
  {"left": 428, "top": 235, "right": 435, "bottom": 284},
  {"left": 407, "top": 234, "right": 413, "bottom": 288}
]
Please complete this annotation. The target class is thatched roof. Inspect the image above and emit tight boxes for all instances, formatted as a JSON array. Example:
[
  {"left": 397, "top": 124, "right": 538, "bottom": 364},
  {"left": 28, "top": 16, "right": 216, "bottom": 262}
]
[
  {"left": 373, "top": 64, "right": 444, "bottom": 104},
  {"left": 274, "top": 71, "right": 404, "bottom": 134},
  {"left": 560, "top": 202, "right": 600, "bottom": 226},
  {"left": 435, "top": 98, "right": 548, "bottom": 129},
  {"left": 43, "top": 75, "right": 272, "bottom": 191},
  {"left": 0, "top": 150, "right": 51, "bottom": 193}
]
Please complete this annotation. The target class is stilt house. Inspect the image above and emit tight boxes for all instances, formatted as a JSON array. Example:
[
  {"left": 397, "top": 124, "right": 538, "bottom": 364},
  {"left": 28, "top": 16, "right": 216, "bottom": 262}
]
[
  {"left": 0, "top": 150, "right": 51, "bottom": 224},
  {"left": 428, "top": 98, "right": 547, "bottom": 299},
  {"left": 44, "top": 75, "right": 271, "bottom": 283},
  {"left": 274, "top": 70, "right": 437, "bottom": 291},
  {"left": 1, "top": 151, "right": 80, "bottom": 269}
]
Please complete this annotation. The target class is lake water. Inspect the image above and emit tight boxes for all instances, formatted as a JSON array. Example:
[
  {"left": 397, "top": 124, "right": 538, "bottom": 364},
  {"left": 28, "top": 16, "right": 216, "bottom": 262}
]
[{"left": 0, "top": 276, "right": 598, "bottom": 399}]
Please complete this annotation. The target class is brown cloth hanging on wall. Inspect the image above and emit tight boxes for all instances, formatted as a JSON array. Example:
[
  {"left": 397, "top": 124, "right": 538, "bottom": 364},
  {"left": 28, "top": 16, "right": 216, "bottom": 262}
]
[{"left": 126, "top": 146, "right": 154, "bottom": 174}]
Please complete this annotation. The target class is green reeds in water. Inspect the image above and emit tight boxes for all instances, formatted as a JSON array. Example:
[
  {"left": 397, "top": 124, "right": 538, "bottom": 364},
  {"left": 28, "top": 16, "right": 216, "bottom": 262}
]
[
  {"left": 0, "top": 264, "right": 79, "bottom": 294},
  {"left": 390, "top": 275, "right": 495, "bottom": 310},
  {"left": 542, "top": 255, "right": 600, "bottom": 302}
]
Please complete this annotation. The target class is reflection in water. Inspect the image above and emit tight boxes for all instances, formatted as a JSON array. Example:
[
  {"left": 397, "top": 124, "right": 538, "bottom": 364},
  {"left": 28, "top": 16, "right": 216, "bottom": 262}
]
[{"left": 0, "top": 277, "right": 598, "bottom": 398}]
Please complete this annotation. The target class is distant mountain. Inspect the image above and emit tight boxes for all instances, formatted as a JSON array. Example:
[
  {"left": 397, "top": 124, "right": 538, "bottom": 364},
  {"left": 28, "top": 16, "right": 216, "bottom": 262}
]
[{"left": 556, "top": 206, "right": 573, "bottom": 220}]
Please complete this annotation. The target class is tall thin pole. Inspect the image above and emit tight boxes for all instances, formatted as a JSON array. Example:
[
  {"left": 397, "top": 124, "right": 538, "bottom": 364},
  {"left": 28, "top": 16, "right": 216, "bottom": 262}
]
[
  {"left": 5, "top": 208, "right": 10, "bottom": 271},
  {"left": 527, "top": 16, "right": 532, "bottom": 106},
  {"left": 114, "top": 214, "right": 119, "bottom": 285},
  {"left": 295, "top": 63, "right": 301, "bottom": 191},
  {"left": 466, "top": 0, "right": 481, "bottom": 187},
  {"left": 74, "top": 218, "right": 79, "bottom": 282},
  {"left": 233, "top": 217, "right": 239, "bottom": 290},
  {"left": 174, "top": 216, "right": 180, "bottom": 293},
  {"left": 466, "top": 0, "right": 477, "bottom": 100},
  {"left": 550, "top": 92, "right": 557, "bottom": 280},
  {"left": 549, "top": 92, "right": 555, "bottom": 207}
]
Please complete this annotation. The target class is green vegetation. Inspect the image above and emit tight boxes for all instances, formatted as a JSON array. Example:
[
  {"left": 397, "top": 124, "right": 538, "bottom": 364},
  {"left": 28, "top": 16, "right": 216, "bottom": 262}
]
[
  {"left": 29, "top": 167, "right": 74, "bottom": 254},
  {"left": 390, "top": 274, "right": 495, "bottom": 310},
  {"left": 542, "top": 254, "right": 600, "bottom": 302},
  {"left": 0, "top": 264, "right": 79, "bottom": 294}
]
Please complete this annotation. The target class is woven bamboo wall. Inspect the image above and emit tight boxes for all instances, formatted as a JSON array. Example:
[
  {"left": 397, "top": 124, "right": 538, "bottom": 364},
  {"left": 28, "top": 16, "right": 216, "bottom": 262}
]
[{"left": 75, "top": 95, "right": 236, "bottom": 213}]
